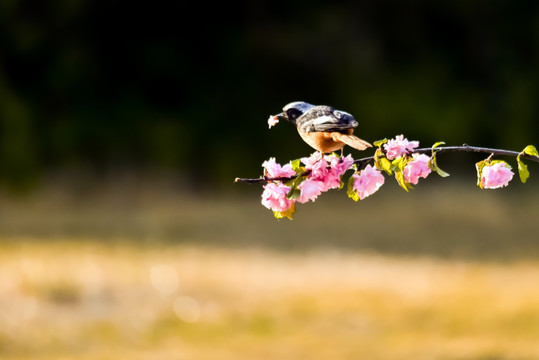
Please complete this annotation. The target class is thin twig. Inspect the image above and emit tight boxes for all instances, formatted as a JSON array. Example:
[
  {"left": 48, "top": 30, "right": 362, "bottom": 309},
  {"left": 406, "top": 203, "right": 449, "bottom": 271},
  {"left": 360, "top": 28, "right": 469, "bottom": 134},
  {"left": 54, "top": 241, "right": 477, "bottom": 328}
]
[{"left": 234, "top": 145, "right": 539, "bottom": 184}]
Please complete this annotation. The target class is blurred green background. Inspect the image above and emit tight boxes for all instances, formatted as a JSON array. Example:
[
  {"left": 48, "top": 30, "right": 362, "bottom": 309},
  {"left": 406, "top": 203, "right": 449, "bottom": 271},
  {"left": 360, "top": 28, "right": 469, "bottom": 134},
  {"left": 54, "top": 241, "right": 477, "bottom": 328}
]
[
  {"left": 3, "top": 2, "right": 539, "bottom": 359},
  {"left": 1, "top": 0, "right": 538, "bottom": 189}
]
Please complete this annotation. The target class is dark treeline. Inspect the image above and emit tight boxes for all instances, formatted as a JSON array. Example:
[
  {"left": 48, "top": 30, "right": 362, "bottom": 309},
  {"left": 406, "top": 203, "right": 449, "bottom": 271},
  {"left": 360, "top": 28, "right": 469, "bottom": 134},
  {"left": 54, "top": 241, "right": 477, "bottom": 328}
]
[{"left": 1, "top": 1, "right": 538, "bottom": 188}]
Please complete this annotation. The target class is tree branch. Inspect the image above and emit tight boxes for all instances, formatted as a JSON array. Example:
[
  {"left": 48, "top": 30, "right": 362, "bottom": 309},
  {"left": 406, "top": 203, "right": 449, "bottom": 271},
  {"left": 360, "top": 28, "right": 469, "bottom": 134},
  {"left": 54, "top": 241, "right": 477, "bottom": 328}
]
[{"left": 234, "top": 144, "right": 539, "bottom": 184}]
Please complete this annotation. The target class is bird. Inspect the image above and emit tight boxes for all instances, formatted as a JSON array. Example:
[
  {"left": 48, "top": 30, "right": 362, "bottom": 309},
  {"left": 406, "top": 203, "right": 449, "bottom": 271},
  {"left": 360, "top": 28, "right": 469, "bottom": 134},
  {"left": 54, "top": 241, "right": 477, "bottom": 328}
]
[{"left": 269, "top": 101, "right": 372, "bottom": 154}]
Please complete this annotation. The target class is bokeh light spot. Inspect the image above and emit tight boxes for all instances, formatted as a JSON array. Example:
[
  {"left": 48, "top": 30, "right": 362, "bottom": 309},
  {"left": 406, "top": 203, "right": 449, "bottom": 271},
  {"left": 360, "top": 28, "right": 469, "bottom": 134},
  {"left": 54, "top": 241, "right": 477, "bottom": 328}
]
[
  {"left": 150, "top": 264, "right": 179, "bottom": 295},
  {"left": 173, "top": 296, "right": 200, "bottom": 323}
]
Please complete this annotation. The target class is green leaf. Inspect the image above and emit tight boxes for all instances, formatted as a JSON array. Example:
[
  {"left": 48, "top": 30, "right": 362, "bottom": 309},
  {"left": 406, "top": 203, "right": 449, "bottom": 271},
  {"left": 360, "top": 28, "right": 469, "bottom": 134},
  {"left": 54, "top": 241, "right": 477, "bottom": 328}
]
[
  {"left": 378, "top": 157, "right": 393, "bottom": 175},
  {"left": 286, "top": 186, "right": 301, "bottom": 200},
  {"left": 434, "top": 163, "right": 450, "bottom": 178},
  {"left": 373, "top": 138, "right": 388, "bottom": 147},
  {"left": 395, "top": 170, "right": 412, "bottom": 192},
  {"left": 475, "top": 159, "right": 489, "bottom": 189},
  {"left": 346, "top": 175, "right": 360, "bottom": 201},
  {"left": 429, "top": 146, "right": 450, "bottom": 178},
  {"left": 391, "top": 157, "right": 407, "bottom": 172},
  {"left": 291, "top": 159, "right": 303, "bottom": 173},
  {"left": 274, "top": 203, "right": 296, "bottom": 220},
  {"left": 523, "top": 145, "right": 539, "bottom": 157},
  {"left": 516, "top": 145, "right": 537, "bottom": 184},
  {"left": 392, "top": 156, "right": 412, "bottom": 191},
  {"left": 431, "top": 141, "right": 446, "bottom": 150},
  {"left": 285, "top": 174, "right": 306, "bottom": 199},
  {"left": 517, "top": 155, "right": 530, "bottom": 183},
  {"left": 373, "top": 148, "right": 392, "bottom": 175}
]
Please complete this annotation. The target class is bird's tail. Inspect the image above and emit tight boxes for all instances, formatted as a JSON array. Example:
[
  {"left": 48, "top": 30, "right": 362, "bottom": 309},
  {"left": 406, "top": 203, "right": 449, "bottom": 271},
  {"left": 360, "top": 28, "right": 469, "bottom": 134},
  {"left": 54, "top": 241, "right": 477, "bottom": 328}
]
[{"left": 333, "top": 133, "right": 372, "bottom": 151}]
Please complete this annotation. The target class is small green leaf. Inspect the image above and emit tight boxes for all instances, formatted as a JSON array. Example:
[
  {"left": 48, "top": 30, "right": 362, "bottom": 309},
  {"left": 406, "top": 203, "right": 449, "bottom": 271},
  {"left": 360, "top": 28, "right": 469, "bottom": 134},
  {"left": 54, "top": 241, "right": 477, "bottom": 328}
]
[
  {"left": 373, "top": 148, "right": 392, "bottom": 175},
  {"left": 395, "top": 170, "right": 412, "bottom": 192},
  {"left": 378, "top": 158, "right": 393, "bottom": 175},
  {"left": 373, "top": 138, "right": 388, "bottom": 147},
  {"left": 391, "top": 157, "right": 407, "bottom": 172},
  {"left": 346, "top": 175, "right": 360, "bottom": 201},
  {"left": 274, "top": 203, "right": 296, "bottom": 220},
  {"left": 475, "top": 159, "right": 489, "bottom": 189},
  {"left": 517, "top": 152, "right": 529, "bottom": 183},
  {"left": 516, "top": 145, "right": 537, "bottom": 184},
  {"left": 431, "top": 141, "right": 446, "bottom": 150},
  {"left": 285, "top": 174, "right": 306, "bottom": 199},
  {"left": 517, "top": 155, "right": 530, "bottom": 183},
  {"left": 348, "top": 190, "right": 359, "bottom": 202},
  {"left": 429, "top": 148, "right": 450, "bottom": 178},
  {"left": 392, "top": 156, "right": 412, "bottom": 191},
  {"left": 286, "top": 186, "right": 301, "bottom": 200},
  {"left": 433, "top": 163, "right": 450, "bottom": 178},
  {"left": 523, "top": 145, "right": 539, "bottom": 157},
  {"left": 291, "top": 159, "right": 303, "bottom": 173}
]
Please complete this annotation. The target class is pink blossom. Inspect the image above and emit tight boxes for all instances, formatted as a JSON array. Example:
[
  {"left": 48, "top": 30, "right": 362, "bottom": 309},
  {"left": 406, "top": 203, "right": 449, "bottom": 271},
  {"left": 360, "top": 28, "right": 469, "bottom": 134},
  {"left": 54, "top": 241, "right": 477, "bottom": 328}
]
[
  {"left": 268, "top": 115, "right": 279, "bottom": 128},
  {"left": 384, "top": 135, "right": 419, "bottom": 160},
  {"left": 321, "top": 170, "right": 342, "bottom": 190},
  {"left": 297, "top": 179, "right": 324, "bottom": 203},
  {"left": 262, "top": 157, "right": 296, "bottom": 178},
  {"left": 321, "top": 155, "right": 351, "bottom": 190},
  {"left": 301, "top": 152, "right": 329, "bottom": 180},
  {"left": 403, "top": 153, "right": 432, "bottom": 185},
  {"left": 352, "top": 165, "right": 385, "bottom": 200},
  {"left": 261, "top": 182, "right": 294, "bottom": 212},
  {"left": 300, "top": 152, "right": 323, "bottom": 168},
  {"left": 329, "top": 154, "right": 355, "bottom": 176},
  {"left": 480, "top": 162, "right": 514, "bottom": 189},
  {"left": 311, "top": 159, "right": 330, "bottom": 181}
]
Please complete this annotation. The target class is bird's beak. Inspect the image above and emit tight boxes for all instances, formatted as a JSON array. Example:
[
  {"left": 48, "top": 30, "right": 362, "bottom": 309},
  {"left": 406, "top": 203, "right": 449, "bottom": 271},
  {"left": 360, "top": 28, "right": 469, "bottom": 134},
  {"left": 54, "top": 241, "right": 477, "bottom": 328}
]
[{"left": 275, "top": 112, "right": 287, "bottom": 121}]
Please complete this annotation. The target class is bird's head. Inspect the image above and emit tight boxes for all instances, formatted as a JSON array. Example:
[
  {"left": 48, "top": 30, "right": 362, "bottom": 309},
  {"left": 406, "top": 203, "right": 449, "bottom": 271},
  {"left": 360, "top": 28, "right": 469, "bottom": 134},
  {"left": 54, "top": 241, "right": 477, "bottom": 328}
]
[{"left": 268, "top": 101, "right": 314, "bottom": 128}]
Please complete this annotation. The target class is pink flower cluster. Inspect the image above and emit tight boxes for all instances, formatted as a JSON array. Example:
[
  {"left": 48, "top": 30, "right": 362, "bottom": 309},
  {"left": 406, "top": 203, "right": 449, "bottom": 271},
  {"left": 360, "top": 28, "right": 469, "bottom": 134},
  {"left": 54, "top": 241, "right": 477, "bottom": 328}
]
[
  {"left": 257, "top": 133, "right": 528, "bottom": 220},
  {"left": 352, "top": 165, "right": 385, "bottom": 200},
  {"left": 261, "top": 153, "right": 355, "bottom": 213},
  {"left": 298, "top": 153, "right": 355, "bottom": 202},
  {"left": 262, "top": 157, "right": 296, "bottom": 178},
  {"left": 261, "top": 182, "right": 294, "bottom": 212},
  {"left": 384, "top": 135, "right": 419, "bottom": 160},
  {"left": 480, "top": 162, "right": 514, "bottom": 189}
]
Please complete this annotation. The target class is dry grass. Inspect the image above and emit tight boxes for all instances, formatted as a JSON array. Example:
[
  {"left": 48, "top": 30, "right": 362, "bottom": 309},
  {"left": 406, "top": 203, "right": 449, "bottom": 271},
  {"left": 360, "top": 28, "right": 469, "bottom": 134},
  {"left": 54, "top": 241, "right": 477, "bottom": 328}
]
[
  {"left": 2, "top": 240, "right": 539, "bottom": 359},
  {"left": 1, "top": 181, "right": 539, "bottom": 359}
]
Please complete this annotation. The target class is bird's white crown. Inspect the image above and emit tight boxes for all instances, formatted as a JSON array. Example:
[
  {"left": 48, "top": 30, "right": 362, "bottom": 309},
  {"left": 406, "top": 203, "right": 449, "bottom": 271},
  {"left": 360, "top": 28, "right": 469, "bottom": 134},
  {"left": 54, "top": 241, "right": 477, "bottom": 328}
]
[{"left": 282, "top": 101, "right": 315, "bottom": 115}]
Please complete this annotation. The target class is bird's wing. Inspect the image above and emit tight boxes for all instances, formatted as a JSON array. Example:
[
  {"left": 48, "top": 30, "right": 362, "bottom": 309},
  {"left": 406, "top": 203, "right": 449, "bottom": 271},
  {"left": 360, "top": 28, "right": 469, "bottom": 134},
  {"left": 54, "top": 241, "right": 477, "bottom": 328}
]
[{"left": 297, "top": 106, "right": 358, "bottom": 133}]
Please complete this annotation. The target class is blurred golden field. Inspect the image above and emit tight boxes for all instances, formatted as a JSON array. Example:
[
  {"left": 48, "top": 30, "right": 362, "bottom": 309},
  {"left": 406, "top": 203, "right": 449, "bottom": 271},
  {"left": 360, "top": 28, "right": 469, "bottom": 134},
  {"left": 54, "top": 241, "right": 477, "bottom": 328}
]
[{"left": 1, "top": 177, "right": 539, "bottom": 359}]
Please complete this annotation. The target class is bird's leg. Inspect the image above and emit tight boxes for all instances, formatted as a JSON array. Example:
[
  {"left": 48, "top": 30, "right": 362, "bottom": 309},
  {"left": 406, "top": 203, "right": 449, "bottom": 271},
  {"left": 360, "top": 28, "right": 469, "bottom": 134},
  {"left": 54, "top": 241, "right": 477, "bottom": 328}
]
[
  {"left": 308, "top": 151, "right": 325, "bottom": 166},
  {"left": 319, "top": 151, "right": 327, "bottom": 163}
]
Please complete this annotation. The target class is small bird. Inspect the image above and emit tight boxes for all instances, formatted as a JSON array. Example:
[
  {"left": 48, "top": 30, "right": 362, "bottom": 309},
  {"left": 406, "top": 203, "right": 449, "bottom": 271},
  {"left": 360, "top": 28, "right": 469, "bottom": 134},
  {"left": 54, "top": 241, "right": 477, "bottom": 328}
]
[{"left": 269, "top": 101, "right": 372, "bottom": 154}]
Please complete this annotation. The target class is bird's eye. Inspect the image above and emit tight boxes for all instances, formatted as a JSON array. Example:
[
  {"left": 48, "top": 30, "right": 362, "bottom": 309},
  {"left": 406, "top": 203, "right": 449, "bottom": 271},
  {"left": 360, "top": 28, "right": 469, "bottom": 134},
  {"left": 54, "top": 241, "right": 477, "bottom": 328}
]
[{"left": 286, "top": 108, "right": 302, "bottom": 119}]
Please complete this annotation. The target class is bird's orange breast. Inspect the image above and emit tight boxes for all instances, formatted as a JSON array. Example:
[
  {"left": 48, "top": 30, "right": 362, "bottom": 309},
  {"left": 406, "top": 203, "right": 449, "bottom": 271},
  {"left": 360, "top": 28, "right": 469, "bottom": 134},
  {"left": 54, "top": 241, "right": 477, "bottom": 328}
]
[{"left": 297, "top": 129, "right": 354, "bottom": 153}]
